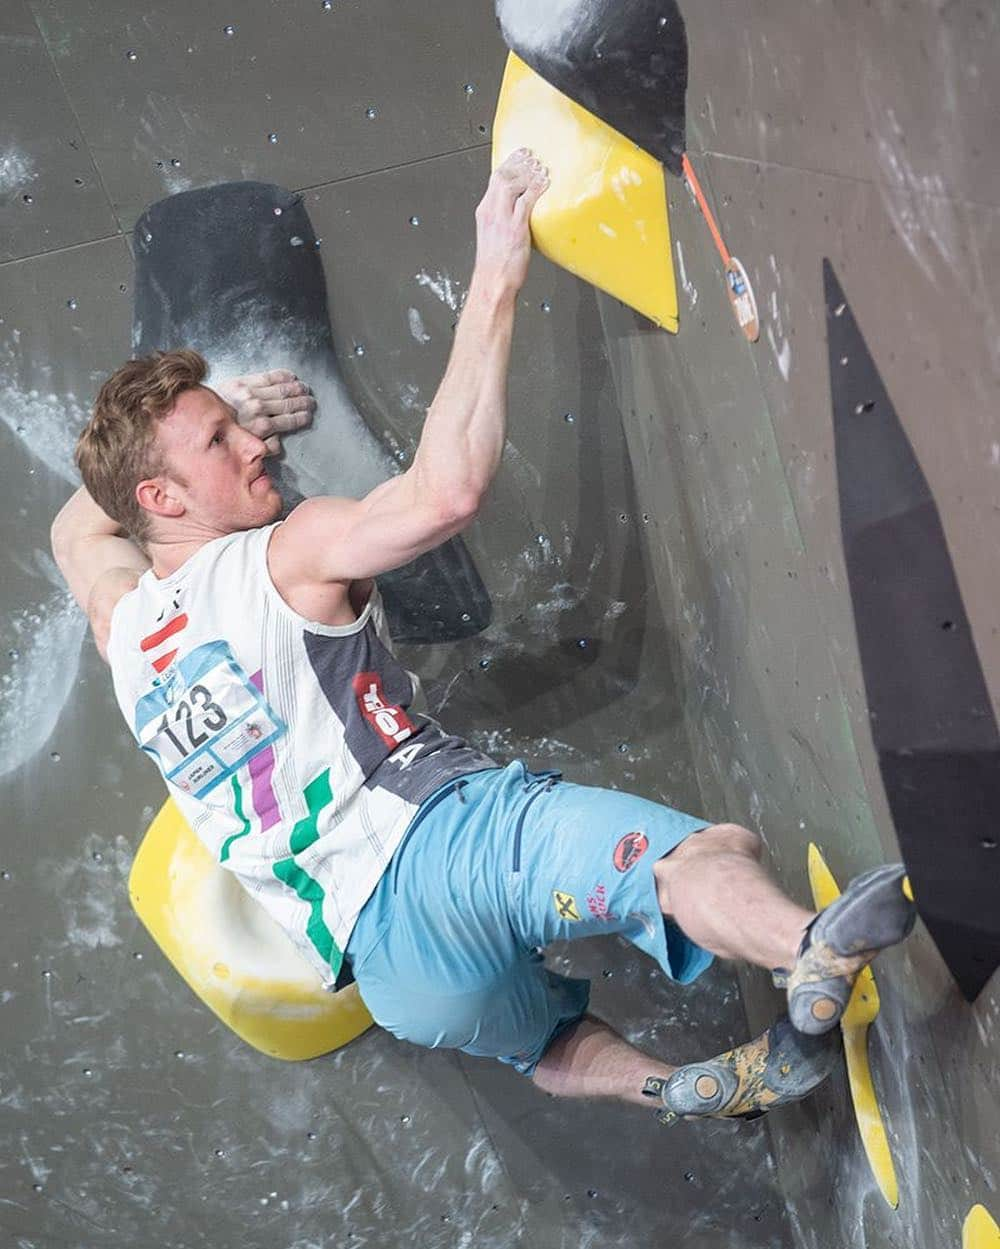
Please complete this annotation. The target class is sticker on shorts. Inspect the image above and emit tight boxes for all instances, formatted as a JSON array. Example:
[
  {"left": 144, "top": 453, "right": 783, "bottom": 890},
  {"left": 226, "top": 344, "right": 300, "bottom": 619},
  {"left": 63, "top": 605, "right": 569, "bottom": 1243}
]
[
  {"left": 586, "top": 884, "right": 617, "bottom": 922},
  {"left": 553, "top": 890, "right": 581, "bottom": 922},
  {"left": 613, "top": 831, "right": 649, "bottom": 873},
  {"left": 134, "top": 640, "right": 286, "bottom": 799}
]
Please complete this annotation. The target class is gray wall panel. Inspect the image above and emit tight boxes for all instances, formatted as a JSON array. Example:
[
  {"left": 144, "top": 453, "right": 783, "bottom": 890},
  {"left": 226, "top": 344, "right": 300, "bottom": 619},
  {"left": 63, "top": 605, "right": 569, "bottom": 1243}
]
[
  {"left": 685, "top": 0, "right": 1000, "bottom": 208},
  {"left": 28, "top": 0, "right": 505, "bottom": 231},
  {"left": 0, "top": 0, "right": 119, "bottom": 262}
]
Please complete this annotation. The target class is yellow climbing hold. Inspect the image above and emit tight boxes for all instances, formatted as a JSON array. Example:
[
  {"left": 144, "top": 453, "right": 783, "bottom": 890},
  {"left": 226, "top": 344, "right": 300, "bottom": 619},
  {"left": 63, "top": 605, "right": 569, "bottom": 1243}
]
[
  {"left": 808, "top": 844, "right": 899, "bottom": 1210},
  {"left": 965, "top": 1205, "right": 1000, "bottom": 1249},
  {"left": 129, "top": 798, "right": 373, "bottom": 1061},
  {"left": 903, "top": 875, "right": 914, "bottom": 902},
  {"left": 492, "top": 52, "right": 679, "bottom": 332}
]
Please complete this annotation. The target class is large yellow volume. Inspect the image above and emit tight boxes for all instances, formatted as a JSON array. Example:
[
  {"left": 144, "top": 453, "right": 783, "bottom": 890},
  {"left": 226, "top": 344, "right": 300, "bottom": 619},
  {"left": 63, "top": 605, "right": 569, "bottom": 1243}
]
[
  {"left": 492, "top": 52, "right": 679, "bottom": 332},
  {"left": 129, "top": 799, "right": 373, "bottom": 1061}
]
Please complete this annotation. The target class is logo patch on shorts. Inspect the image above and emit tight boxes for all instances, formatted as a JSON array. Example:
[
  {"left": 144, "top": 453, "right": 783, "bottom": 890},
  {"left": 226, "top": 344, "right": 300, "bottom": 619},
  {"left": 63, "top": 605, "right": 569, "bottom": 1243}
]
[
  {"left": 586, "top": 884, "right": 617, "bottom": 923},
  {"left": 553, "top": 890, "right": 581, "bottom": 922},
  {"left": 613, "top": 831, "right": 649, "bottom": 873}
]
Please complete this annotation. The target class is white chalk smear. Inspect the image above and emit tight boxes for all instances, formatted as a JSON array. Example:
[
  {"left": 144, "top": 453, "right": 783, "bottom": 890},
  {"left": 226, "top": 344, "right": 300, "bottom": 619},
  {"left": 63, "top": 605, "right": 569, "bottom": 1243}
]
[
  {"left": 136, "top": 94, "right": 196, "bottom": 199},
  {"left": 764, "top": 255, "right": 791, "bottom": 381},
  {"left": 40, "top": 832, "right": 134, "bottom": 950},
  {"left": 674, "top": 240, "right": 698, "bottom": 309},
  {"left": 0, "top": 366, "right": 88, "bottom": 485},
  {"left": 0, "top": 588, "right": 87, "bottom": 779},
  {"left": 864, "top": 61, "right": 1000, "bottom": 371},
  {"left": 161, "top": 168, "right": 194, "bottom": 196},
  {"left": 870, "top": 103, "right": 961, "bottom": 287},
  {"left": 464, "top": 1129, "right": 503, "bottom": 1193},
  {"left": 766, "top": 324, "right": 792, "bottom": 382},
  {"left": 398, "top": 382, "right": 424, "bottom": 412},
  {"left": 0, "top": 356, "right": 91, "bottom": 780},
  {"left": 166, "top": 847, "right": 338, "bottom": 992},
  {"left": 407, "top": 307, "right": 431, "bottom": 344},
  {"left": 609, "top": 167, "right": 643, "bottom": 202},
  {"left": 0, "top": 147, "right": 37, "bottom": 194},
  {"left": 496, "top": 0, "right": 592, "bottom": 56},
  {"left": 20, "top": 1143, "right": 51, "bottom": 1187},
  {"left": 415, "top": 270, "right": 463, "bottom": 313}
]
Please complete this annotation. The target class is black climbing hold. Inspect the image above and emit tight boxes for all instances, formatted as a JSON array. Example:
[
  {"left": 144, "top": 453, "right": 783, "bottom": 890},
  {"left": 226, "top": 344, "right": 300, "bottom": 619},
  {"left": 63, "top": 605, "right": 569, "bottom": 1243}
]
[{"left": 826, "top": 258, "right": 1000, "bottom": 1000}]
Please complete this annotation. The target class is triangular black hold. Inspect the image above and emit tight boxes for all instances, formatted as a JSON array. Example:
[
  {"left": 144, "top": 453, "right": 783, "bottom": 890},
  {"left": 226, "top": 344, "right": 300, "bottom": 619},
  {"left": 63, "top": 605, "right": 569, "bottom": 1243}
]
[
  {"left": 496, "top": 0, "right": 687, "bottom": 177},
  {"left": 826, "top": 258, "right": 1000, "bottom": 1000}
]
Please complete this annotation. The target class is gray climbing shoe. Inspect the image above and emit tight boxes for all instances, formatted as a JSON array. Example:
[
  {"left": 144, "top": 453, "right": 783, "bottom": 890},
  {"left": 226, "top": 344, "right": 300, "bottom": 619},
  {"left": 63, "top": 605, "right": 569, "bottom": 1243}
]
[
  {"left": 773, "top": 863, "right": 916, "bottom": 1036},
  {"left": 643, "top": 1016, "right": 840, "bottom": 1125}
]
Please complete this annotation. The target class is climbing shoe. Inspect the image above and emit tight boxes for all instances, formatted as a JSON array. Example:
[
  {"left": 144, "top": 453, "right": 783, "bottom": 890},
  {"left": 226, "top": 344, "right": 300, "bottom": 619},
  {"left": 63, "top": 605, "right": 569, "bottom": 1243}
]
[
  {"left": 642, "top": 1016, "right": 840, "bottom": 1125},
  {"left": 772, "top": 863, "right": 916, "bottom": 1036}
]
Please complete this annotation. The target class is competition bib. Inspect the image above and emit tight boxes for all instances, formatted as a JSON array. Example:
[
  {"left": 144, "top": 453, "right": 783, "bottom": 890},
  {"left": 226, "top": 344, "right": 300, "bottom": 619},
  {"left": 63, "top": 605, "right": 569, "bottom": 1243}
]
[{"left": 134, "top": 640, "right": 285, "bottom": 800}]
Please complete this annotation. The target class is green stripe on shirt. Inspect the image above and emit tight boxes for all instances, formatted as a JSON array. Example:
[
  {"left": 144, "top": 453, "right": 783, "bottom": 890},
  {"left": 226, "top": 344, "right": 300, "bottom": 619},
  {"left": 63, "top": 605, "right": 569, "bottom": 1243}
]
[
  {"left": 272, "top": 769, "right": 341, "bottom": 973},
  {"left": 219, "top": 775, "right": 252, "bottom": 863}
]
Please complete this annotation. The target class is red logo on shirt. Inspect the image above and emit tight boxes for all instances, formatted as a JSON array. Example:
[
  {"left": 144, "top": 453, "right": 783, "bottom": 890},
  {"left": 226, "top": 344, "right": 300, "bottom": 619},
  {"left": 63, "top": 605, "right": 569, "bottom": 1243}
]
[
  {"left": 140, "top": 612, "right": 189, "bottom": 673},
  {"left": 353, "top": 672, "right": 415, "bottom": 749}
]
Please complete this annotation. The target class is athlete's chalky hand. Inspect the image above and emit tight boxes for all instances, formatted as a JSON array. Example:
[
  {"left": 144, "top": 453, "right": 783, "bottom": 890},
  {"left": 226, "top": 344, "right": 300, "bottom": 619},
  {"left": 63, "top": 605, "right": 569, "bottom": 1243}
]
[
  {"left": 473, "top": 148, "right": 550, "bottom": 296},
  {"left": 213, "top": 369, "right": 316, "bottom": 456}
]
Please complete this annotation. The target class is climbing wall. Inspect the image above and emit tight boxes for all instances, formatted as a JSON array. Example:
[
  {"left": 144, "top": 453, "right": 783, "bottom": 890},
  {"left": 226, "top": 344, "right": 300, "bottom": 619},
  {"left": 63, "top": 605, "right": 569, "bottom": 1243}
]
[
  {"left": 0, "top": 2, "right": 996, "bottom": 1248},
  {"left": 0, "top": 2, "right": 780, "bottom": 1246},
  {"left": 593, "top": 2, "right": 1000, "bottom": 1245}
]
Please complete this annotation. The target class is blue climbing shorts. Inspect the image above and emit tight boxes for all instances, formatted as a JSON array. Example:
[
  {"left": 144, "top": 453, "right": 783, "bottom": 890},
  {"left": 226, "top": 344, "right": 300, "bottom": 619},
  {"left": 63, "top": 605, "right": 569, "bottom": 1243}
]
[{"left": 344, "top": 760, "right": 713, "bottom": 1076}]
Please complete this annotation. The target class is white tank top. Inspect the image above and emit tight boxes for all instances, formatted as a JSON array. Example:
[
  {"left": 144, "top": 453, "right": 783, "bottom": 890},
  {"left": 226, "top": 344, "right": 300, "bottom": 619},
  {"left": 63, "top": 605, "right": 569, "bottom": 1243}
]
[{"left": 107, "top": 521, "right": 497, "bottom": 989}]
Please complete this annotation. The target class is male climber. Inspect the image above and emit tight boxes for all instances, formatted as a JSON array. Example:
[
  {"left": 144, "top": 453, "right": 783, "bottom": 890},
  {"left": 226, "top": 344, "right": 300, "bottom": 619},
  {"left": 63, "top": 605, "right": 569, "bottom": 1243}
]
[{"left": 51, "top": 149, "right": 915, "bottom": 1124}]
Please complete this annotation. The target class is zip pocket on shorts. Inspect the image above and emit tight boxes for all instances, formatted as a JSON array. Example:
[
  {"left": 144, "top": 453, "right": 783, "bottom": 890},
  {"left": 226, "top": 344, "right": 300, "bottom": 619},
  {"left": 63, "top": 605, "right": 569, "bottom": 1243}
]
[{"left": 511, "top": 777, "right": 559, "bottom": 874}]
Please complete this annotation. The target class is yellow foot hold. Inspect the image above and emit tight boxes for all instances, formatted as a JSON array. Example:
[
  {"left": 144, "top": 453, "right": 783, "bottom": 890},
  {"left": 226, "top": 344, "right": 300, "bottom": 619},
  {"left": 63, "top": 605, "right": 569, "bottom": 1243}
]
[
  {"left": 492, "top": 52, "right": 679, "bottom": 332},
  {"left": 130, "top": 799, "right": 373, "bottom": 1061},
  {"left": 965, "top": 1205, "right": 1000, "bottom": 1249},
  {"left": 807, "top": 844, "right": 899, "bottom": 1209}
]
